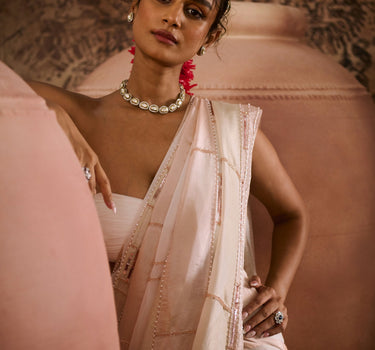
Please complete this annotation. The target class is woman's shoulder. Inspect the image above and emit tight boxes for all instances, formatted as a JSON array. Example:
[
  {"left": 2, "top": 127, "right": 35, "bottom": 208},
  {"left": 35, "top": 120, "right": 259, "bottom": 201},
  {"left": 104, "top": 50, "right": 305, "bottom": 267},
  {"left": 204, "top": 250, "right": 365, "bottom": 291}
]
[{"left": 26, "top": 80, "right": 97, "bottom": 115}]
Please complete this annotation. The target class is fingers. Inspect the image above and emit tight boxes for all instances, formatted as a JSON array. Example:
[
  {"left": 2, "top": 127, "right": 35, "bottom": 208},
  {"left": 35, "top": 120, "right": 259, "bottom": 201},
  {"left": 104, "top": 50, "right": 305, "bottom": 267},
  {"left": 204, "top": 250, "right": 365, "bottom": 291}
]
[
  {"left": 264, "top": 321, "right": 287, "bottom": 338},
  {"left": 241, "top": 276, "right": 263, "bottom": 321},
  {"left": 87, "top": 166, "right": 96, "bottom": 195},
  {"left": 81, "top": 156, "right": 116, "bottom": 214},
  {"left": 249, "top": 275, "right": 262, "bottom": 288},
  {"left": 95, "top": 162, "right": 116, "bottom": 214},
  {"left": 244, "top": 322, "right": 286, "bottom": 340},
  {"left": 82, "top": 164, "right": 96, "bottom": 194},
  {"left": 244, "top": 303, "right": 288, "bottom": 339},
  {"left": 243, "top": 283, "right": 287, "bottom": 339},
  {"left": 243, "top": 285, "right": 277, "bottom": 317}
]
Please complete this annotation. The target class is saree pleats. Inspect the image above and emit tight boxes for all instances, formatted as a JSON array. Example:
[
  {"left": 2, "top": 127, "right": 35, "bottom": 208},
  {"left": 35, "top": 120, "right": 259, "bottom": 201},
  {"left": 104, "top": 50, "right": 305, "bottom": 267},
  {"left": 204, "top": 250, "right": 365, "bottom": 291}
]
[{"left": 111, "top": 97, "right": 262, "bottom": 349}]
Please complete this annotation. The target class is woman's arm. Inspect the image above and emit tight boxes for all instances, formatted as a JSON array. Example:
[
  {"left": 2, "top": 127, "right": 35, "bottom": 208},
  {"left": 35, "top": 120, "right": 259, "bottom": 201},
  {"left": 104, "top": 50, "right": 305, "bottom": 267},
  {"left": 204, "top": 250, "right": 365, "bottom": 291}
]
[
  {"left": 251, "top": 129, "right": 309, "bottom": 300},
  {"left": 243, "top": 129, "right": 309, "bottom": 338},
  {"left": 26, "top": 81, "right": 115, "bottom": 212}
]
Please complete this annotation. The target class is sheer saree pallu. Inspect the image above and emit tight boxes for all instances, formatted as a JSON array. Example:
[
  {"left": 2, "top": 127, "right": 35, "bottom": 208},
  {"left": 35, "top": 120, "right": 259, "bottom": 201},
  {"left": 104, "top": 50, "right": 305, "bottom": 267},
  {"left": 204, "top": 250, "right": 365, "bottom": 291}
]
[{"left": 111, "top": 97, "right": 262, "bottom": 349}]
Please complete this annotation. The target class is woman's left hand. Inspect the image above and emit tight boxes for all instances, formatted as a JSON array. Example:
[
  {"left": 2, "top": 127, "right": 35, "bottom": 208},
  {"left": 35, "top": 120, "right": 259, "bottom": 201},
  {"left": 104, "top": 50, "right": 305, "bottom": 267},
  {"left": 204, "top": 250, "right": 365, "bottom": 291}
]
[{"left": 242, "top": 275, "right": 288, "bottom": 339}]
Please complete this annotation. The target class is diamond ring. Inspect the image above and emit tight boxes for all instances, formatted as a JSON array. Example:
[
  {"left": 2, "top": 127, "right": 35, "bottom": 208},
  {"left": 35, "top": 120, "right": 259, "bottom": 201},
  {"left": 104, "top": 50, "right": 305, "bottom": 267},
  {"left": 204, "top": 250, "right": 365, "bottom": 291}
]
[
  {"left": 274, "top": 310, "right": 284, "bottom": 325},
  {"left": 82, "top": 166, "right": 92, "bottom": 181}
]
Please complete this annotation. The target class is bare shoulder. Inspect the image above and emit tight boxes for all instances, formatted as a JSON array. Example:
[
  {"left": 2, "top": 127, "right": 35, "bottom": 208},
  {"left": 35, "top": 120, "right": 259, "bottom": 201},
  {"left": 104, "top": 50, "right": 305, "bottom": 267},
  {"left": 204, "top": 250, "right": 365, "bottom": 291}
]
[
  {"left": 251, "top": 128, "right": 280, "bottom": 177},
  {"left": 26, "top": 80, "right": 97, "bottom": 123}
]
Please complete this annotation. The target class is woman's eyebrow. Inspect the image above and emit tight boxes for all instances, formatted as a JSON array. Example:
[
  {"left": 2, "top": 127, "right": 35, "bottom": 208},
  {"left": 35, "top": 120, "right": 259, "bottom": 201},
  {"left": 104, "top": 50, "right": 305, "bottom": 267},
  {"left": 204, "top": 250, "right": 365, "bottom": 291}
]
[{"left": 192, "top": 0, "right": 213, "bottom": 10}]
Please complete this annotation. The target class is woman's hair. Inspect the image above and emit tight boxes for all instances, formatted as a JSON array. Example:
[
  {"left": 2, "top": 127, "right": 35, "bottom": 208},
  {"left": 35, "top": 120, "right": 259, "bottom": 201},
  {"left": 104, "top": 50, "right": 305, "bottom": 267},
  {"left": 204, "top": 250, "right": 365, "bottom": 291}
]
[{"left": 208, "top": 0, "right": 231, "bottom": 40}]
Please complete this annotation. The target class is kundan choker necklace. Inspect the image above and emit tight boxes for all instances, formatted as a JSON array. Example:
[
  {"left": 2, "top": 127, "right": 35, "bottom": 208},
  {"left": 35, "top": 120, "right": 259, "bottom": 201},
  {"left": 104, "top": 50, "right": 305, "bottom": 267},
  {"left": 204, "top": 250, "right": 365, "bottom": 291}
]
[{"left": 119, "top": 79, "right": 185, "bottom": 114}]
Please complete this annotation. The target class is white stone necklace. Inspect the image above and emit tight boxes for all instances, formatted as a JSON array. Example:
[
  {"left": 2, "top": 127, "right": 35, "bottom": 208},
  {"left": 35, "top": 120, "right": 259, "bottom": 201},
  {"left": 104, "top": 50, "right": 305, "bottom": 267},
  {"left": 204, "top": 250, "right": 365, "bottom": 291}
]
[{"left": 119, "top": 79, "right": 185, "bottom": 114}]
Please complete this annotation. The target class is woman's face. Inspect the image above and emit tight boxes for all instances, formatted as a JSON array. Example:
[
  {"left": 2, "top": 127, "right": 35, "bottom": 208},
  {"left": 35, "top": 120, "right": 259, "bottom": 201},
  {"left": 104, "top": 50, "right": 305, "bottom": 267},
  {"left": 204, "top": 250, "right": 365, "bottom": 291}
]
[{"left": 132, "top": 0, "right": 219, "bottom": 67}]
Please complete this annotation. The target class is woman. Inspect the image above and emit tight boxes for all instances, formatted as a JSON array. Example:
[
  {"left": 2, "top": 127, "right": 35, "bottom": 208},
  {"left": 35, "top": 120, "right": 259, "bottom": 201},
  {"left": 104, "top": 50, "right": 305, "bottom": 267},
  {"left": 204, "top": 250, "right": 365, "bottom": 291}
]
[{"left": 28, "top": 0, "right": 308, "bottom": 348}]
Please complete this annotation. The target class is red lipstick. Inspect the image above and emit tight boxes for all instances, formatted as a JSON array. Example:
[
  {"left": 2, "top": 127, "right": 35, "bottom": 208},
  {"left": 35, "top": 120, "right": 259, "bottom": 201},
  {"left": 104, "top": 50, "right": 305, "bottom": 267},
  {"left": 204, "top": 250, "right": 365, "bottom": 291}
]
[{"left": 152, "top": 30, "right": 177, "bottom": 45}]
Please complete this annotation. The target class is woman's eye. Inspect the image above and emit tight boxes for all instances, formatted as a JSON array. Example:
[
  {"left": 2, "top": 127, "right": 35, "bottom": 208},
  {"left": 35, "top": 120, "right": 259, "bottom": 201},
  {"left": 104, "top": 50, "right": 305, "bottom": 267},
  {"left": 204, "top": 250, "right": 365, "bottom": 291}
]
[{"left": 186, "top": 7, "right": 204, "bottom": 19}]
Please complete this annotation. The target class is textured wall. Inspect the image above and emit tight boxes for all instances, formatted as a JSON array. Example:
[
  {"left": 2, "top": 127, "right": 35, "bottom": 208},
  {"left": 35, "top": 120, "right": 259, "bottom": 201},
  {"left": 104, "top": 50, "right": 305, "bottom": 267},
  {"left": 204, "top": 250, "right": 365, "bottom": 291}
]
[
  {"left": 0, "top": 0, "right": 374, "bottom": 99},
  {"left": 0, "top": 0, "right": 132, "bottom": 88}
]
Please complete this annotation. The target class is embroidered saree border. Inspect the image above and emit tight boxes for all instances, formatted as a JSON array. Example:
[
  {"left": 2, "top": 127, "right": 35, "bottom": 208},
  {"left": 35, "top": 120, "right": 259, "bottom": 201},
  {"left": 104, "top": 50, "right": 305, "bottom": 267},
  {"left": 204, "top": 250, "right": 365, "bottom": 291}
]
[{"left": 210, "top": 101, "right": 262, "bottom": 349}]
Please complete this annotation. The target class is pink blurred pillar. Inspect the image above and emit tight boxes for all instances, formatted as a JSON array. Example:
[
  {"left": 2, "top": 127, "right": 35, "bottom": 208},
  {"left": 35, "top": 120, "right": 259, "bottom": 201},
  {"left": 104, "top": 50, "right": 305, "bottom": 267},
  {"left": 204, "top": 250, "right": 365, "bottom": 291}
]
[{"left": 0, "top": 62, "right": 119, "bottom": 350}]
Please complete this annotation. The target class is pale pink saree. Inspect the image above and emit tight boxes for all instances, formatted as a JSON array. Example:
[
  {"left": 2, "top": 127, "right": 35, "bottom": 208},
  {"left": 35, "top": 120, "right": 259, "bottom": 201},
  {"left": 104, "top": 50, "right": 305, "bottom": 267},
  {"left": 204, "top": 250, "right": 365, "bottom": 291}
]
[{"left": 111, "top": 97, "right": 285, "bottom": 349}]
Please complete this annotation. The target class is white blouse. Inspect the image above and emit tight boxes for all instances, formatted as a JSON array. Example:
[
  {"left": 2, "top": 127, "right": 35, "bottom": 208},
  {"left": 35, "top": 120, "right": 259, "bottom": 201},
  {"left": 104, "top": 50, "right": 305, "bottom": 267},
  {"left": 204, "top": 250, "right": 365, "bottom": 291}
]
[{"left": 94, "top": 193, "right": 143, "bottom": 262}]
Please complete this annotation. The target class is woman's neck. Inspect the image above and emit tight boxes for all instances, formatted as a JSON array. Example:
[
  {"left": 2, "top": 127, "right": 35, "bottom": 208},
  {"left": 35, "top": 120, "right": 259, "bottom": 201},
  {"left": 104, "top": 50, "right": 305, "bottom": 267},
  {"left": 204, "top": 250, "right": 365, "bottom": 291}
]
[{"left": 126, "top": 54, "right": 183, "bottom": 106}]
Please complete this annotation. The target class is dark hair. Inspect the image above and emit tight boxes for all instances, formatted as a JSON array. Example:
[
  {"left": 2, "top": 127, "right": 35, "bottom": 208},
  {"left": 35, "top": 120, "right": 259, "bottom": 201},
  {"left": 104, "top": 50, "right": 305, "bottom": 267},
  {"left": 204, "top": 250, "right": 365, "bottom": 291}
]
[{"left": 208, "top": 0, "right": 231, "bottom": 40}]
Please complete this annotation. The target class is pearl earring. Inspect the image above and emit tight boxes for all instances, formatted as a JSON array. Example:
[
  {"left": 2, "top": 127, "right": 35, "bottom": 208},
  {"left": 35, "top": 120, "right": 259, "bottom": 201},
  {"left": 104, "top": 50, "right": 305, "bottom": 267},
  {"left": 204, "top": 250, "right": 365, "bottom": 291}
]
[
  {"left": 127, "top": 12, "right": 134, "bottom": 23},
  {"left": 198, "top": 46, "right": 206, "bottom": 56}
]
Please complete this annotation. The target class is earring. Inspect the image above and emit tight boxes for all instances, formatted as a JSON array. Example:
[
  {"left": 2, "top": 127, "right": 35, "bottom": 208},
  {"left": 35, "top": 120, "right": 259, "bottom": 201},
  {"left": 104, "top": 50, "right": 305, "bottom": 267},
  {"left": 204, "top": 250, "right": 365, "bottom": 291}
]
[
  {"left": 198, "top": 46, "right": 206, "bottom": 56},
  {"left": 127, "top": 12, "right": 134, "bottom": 23}
]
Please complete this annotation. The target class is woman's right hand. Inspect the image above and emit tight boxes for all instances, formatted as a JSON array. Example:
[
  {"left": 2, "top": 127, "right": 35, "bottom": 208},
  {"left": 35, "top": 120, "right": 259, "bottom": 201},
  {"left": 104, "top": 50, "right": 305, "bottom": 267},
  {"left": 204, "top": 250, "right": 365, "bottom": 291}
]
[{"left": 47, "top": 100, "right": 116, "bottom": 214}]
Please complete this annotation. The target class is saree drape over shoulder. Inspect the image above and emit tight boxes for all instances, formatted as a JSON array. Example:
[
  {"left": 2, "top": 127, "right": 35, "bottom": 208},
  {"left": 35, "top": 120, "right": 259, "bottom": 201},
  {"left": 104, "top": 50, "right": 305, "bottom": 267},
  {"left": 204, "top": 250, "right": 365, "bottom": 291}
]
[{"left": 111, "top": 97, "right": 263, "bottom": 349}]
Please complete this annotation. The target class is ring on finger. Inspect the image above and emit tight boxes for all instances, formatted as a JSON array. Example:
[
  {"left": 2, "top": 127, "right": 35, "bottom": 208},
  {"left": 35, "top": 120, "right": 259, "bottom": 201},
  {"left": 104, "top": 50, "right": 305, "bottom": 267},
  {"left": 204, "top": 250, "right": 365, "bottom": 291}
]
[
  {"left": 274, "top": 310, "right": 284, "bottom": 325},
  {"left": 82, "top": 166, "right": 92, "bottom": 181}
]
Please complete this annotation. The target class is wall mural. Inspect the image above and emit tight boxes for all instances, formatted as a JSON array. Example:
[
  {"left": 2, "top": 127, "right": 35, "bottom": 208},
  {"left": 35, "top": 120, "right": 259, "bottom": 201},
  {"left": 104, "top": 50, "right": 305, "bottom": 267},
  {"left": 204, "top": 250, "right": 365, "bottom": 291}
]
[{"left": 0, "top": 0, "right": 374, "bottom": 100}]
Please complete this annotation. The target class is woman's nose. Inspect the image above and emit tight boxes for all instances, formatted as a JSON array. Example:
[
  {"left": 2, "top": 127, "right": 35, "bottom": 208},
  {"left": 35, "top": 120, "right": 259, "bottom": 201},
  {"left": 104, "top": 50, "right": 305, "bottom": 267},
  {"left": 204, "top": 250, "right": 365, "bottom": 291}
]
[{"left": 162, "top": 4, "right": 183, "bottom": 28}]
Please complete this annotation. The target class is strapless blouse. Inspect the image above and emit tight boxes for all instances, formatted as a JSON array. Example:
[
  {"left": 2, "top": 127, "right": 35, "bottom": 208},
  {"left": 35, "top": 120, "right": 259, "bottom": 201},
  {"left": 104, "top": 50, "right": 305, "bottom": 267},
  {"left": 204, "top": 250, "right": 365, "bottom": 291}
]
[{"left": 94, "top": 193, "right": 144, "bottom": 262}]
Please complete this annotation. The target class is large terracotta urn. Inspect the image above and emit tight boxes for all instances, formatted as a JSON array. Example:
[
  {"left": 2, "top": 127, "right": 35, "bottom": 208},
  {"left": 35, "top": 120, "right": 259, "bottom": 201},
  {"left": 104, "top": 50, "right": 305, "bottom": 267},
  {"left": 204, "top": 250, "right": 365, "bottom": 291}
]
[
  {"left": 0, "top": 62, "right": 119, "bottom": 349},
  {"left": 77, "top": 2, "right": 375, "bottom": 349}
]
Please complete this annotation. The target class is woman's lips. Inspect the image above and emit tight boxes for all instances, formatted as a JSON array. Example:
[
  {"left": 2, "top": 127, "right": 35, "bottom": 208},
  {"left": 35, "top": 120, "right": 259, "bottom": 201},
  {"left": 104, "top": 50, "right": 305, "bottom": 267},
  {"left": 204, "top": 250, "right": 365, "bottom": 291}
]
[{"left": 152, "top": 30, "right": 177, "bottom": 45}]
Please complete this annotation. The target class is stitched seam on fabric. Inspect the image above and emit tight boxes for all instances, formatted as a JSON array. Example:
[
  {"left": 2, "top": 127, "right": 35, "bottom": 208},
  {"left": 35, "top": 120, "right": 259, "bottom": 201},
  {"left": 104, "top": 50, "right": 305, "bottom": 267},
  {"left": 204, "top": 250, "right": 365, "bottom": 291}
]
[
  {"left": 156, "top": 330, "right": 197, "bottom": 337},
  {"left": 206, "top": 293, "right": 232, "bottom": 312},
  {"left": 221, "top": 157, "right": 240, "bottom": 179},
  {"left": 227, "top": 104, "right": 253, "bottom": 349},
  {"left": 205, "top": 100, "right": 221, "bottom": 298},
  {"left": 153, "top": 260, "right": 167, "bottom": 265},
  {"left": 151, "top": 256, "right": 169, "bottom": 349},
  {"left": 191, "top": 147, "right": 216, "bottom": 155}
]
